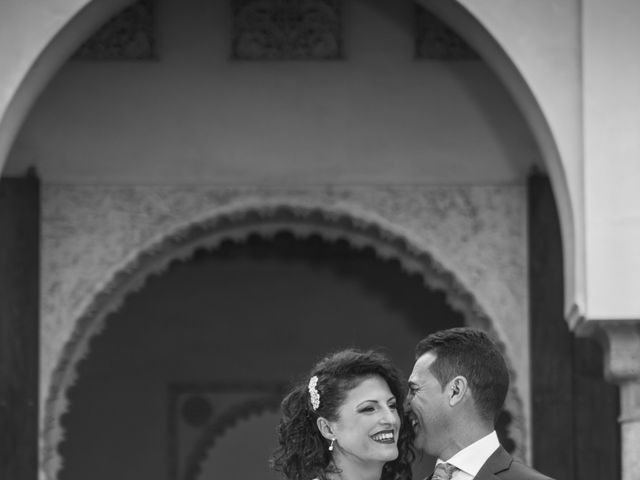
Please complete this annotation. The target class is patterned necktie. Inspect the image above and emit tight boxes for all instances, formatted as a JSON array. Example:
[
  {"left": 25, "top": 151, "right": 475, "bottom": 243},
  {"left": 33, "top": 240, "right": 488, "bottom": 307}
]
[{"left": 431, "top": 462, "right": 457, "bottom": 480}]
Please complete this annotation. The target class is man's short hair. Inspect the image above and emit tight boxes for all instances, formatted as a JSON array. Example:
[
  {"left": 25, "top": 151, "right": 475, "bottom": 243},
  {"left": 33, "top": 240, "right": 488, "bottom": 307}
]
[{"left": 415, "top": 327, "right": 509, "bottom": 424}]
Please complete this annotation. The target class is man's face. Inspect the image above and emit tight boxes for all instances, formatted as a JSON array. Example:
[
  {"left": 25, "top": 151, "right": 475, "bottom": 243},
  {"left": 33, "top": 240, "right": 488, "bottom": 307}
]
[{"left": 406, "top": 352, "right": 450, "bottom": 457}]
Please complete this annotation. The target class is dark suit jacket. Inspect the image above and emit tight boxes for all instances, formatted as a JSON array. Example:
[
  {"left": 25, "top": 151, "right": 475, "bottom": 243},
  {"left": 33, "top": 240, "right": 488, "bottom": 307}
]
[
  {"left": 427, "top": 447, "right": 553, "bottom": 480},
  {"left": 473, "top": 446, "right": 554, "bottom": 480}
]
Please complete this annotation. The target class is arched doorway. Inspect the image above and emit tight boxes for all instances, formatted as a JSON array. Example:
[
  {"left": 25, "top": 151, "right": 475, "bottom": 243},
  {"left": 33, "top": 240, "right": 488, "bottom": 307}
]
[
  {"left": 43, "top": 205, "right": 526, "bottom": 480},
  {"left": 0, "top": 1, "right": 560, "bottom": 476},
  {"left": 0, "top": 0, "right": 576, "bottom": 314}
]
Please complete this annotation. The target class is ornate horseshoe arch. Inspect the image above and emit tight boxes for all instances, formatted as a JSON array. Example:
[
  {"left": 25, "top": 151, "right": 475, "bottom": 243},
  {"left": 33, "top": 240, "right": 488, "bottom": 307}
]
[{"left": 41, "top": 201, "right": 526, "bottom": 479}]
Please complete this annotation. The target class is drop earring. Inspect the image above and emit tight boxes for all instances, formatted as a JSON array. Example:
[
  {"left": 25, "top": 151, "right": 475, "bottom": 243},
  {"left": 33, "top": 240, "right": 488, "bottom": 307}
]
[{"left": 329, "top": 438, "right": 335, "bottom": 451}]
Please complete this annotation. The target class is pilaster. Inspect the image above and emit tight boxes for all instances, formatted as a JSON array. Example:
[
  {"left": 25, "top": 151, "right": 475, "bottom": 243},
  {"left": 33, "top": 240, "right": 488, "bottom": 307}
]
[{"left": 578, "top": 319, "right": 640, "bottom": 480}]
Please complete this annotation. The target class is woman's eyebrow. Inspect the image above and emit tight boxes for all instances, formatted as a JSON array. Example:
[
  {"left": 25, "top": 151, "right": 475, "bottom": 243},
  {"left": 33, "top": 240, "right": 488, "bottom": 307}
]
[{"left": 355, "top": 396, "right": 397, "bottom": 408}]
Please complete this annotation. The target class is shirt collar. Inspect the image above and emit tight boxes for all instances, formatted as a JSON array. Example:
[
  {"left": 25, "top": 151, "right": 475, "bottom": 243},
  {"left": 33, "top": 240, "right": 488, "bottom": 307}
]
[{"left": 436, "top": 431, "right": 500, "bottom": 476}]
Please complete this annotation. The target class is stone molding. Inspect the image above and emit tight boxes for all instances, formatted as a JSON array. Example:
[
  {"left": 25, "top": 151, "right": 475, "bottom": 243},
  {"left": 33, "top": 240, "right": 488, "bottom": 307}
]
[
  {"left": 40, "top": 185, "right": 528, "bottom": 478},
  {"left": 576, "top": 319, "right": 640, "bottom": 383}
]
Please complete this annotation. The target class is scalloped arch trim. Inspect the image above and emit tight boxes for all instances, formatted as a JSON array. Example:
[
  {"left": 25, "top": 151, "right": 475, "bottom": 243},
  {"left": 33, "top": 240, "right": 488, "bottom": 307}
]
[{"left": 41, "top": 201, "right": 526, "bottom": 478}]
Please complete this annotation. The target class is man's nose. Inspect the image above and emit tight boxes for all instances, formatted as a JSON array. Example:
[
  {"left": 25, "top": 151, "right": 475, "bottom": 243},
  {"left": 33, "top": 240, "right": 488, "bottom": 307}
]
[{"left": 403, "top": 395, "right": 412, "bottom": 411}]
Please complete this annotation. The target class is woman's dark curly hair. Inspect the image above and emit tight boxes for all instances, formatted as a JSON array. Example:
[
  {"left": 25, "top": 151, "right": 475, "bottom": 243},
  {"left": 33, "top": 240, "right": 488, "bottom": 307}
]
[{"left": 271, "top": 349, "right": 414, "bottom": 480}]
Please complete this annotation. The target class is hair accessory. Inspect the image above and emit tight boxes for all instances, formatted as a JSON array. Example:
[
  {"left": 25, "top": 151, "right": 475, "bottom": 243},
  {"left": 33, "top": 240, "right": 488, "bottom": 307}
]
[
  {"left": 329, "top": 438, "right": 335, "bottom": 451},
  {"left": 308, "top": 375, "right": 320, "bottom": 410}
]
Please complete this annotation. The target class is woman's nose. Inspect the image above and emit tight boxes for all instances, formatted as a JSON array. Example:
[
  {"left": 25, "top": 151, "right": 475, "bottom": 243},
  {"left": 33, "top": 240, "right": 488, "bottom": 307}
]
[{"left": 380, "top": 406, "right": 399, "bottom": 425}]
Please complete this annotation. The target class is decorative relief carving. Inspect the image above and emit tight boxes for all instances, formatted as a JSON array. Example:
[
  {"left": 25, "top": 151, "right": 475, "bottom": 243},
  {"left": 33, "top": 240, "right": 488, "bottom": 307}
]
[
  {"left": 73, "top": 0, "right": 156, "bottom": 60},
  {"left": 415, "top": 6, "right": 479, "bottom": 60},
  {"left": 40, "top": 185, "right": 528, "bottom": 478},
  {"left": 231, "top": 0, "right": 342, "bottom": 60},
  {"left": 169, "top": 382, "right": 286, "bottom": 480}
]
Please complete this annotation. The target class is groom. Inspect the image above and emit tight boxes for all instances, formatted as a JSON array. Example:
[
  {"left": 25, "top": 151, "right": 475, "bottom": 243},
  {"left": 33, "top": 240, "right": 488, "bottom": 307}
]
[{"left": 406, "top": 327, "right": 553, "bottom": 480}]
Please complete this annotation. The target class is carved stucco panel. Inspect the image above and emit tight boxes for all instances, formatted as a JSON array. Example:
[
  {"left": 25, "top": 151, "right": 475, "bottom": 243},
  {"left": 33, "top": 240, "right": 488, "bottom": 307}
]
[{"left": 41, "top": 184, "right": 528, "bottom": 452}]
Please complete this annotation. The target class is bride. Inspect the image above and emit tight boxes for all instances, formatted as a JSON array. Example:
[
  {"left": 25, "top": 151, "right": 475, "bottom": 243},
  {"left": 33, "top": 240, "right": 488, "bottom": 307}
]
[{"left": 271, "top": 349, "right": 414, "bottom": 480}]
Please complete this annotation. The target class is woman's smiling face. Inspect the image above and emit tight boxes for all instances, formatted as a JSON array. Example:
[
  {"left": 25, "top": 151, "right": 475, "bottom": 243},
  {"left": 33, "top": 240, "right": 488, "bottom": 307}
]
[{"left": 327, "top": 375, "right": 400, "bottom": 465}]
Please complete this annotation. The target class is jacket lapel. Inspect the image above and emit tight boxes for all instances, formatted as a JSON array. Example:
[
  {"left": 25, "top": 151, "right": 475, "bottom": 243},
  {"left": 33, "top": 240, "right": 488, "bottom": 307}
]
[{"left": 473, "top": 446, "right": 512, "bottom": 480}]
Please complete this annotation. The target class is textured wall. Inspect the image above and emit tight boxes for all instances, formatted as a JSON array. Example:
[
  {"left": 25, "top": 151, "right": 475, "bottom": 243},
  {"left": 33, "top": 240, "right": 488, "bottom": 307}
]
[{"left": 40, "top": 184, "right": 529, "bottom": 477}]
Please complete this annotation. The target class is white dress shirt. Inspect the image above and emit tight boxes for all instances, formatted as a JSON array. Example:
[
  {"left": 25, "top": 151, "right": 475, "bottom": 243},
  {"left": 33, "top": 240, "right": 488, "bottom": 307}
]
[{"left": 434, "top": 431, "right": 500, "bottom": 480}]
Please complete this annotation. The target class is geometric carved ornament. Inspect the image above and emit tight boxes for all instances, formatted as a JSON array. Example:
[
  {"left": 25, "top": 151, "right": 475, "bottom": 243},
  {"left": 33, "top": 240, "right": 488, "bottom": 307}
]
[
  {"left": 415, "top": 5, "right": 479, "bottom": 60},
  {"left": 73, "top": 0, "right": 156, "bottom": 60},
  {"left": 232, "top": 0, "right": 343, "bottom": 60}
]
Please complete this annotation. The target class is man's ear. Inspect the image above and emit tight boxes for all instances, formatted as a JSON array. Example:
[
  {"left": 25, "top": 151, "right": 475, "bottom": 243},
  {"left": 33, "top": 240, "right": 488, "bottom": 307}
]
[
  {"left": 316, "top": 417, "right": 336, "bottom": 441},
  {"left": 448, "top": 376, "right": 468, "bottom": 406}
]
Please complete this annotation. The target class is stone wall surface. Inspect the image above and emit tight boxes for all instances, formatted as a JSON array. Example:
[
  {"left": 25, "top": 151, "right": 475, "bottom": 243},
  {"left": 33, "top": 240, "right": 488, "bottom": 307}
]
[{"left": 40, "top": 184, "right": 529, "bottom": 476}]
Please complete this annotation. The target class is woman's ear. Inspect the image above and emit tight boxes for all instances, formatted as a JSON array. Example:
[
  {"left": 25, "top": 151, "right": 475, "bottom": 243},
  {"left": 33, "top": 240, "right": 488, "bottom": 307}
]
[{"left": 316, "top": 417, "right": 335, "bottom": 441}]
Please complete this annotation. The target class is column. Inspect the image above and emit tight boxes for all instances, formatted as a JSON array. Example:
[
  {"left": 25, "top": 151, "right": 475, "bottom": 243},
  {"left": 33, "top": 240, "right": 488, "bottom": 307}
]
[{"left": 578, "top": 320, "right": 640, "bottom": 480}]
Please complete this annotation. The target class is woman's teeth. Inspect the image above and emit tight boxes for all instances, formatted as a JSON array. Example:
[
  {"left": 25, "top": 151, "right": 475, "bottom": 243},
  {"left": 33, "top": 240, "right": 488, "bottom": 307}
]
[{"left": 371, "top": 431, "right": 395, "bottom": 443}]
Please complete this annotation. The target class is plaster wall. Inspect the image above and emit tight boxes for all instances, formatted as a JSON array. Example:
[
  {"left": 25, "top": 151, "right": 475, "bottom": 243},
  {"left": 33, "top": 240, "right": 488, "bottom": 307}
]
[
  {"left": 583, "top": 0, "right": 640, "bottom": 319},
  {"left": 0, "top": 0, "right": 129, "bottom": 168},
  {"left": 454, "top": 0, "right": 581, "bottom": 199},
  {"left": 6, "top": 0, "right": 540, "bottom": 184}
]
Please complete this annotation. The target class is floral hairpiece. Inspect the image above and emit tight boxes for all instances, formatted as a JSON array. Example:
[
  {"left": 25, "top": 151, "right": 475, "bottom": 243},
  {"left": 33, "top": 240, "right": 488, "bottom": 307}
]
[{"left": 308, "top": 375, "right": 320, "bottom": 410}]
